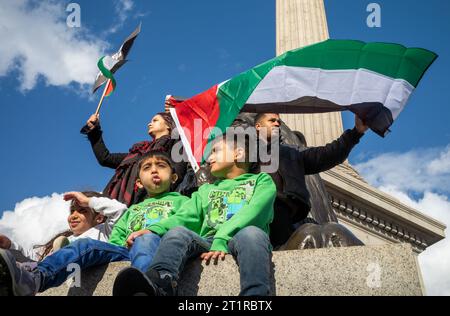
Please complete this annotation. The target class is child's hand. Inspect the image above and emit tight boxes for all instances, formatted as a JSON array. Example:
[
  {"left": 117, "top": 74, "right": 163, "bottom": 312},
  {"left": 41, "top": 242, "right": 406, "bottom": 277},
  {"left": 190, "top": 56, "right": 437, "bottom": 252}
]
[
  {"left": 126, "top": 230, "right": 152, "bottom": 248},
  {"left": 0, "top": 234, "right": 12, "bottom": 249},
  {"left": 200, "top": 251, "right": 227, "bottom": 264},
  {"left": 64, "top": 192, "right": 90, "bottom": 207}
]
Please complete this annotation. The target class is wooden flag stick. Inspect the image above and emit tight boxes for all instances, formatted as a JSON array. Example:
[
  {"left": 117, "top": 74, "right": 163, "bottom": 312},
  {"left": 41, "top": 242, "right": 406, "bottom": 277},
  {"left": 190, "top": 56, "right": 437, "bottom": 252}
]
[{"left": 94, "top": 79, "right": 111, "bottom": 116}]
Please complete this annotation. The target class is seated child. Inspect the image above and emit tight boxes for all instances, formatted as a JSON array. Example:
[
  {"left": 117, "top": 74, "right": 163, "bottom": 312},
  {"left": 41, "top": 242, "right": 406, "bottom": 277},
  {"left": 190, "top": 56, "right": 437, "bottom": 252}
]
[
  {"left": 0, "top": 191, "right": 126, "bottom": 262},
  {"left": 0, "top": 151, "right": 189, "bottom": 296},
  {"left": 113, "top": 131, "right": 277, "bottom": 296}
]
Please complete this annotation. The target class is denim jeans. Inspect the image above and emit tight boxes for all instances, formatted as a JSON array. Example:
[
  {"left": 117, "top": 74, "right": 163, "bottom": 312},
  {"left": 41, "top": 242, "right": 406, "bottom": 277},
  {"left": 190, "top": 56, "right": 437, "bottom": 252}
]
[
  {"left": 128, "top": 233, "right": 161, "bottom": 272},
  {"left": 149, "top": 226, "right": 272, "bottom": 296},
  {"left": 37, "top": 233, "right": 161, "bottom": 292}
]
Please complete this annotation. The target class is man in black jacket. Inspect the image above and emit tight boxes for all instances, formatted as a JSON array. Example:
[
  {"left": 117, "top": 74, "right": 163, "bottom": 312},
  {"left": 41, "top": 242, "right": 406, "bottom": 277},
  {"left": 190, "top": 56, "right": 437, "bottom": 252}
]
[{"left": 254, "top": 113, "right": 368, "bottom": 249}]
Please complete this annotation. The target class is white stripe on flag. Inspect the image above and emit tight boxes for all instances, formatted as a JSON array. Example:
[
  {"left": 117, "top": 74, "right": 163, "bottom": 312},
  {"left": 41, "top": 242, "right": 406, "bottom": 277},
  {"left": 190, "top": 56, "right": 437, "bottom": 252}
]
[
  {"left": 169, "top": 108, "right": 200, "bottom": 173},
  {"left": 246, "top": 66, "right": 415, "bottom": 120}
]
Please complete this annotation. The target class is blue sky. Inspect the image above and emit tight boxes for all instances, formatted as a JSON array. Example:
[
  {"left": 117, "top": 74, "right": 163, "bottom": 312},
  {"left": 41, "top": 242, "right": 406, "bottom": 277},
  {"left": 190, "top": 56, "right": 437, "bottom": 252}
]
[
  {"left": 329, "top": 0, "right": 450, "bottom": 156},
  {"left": 0, "top": 0, "right": 449, "bottom": 295},
  {"left": 1, "top": 0, "right": 278, "bottom": 212}
]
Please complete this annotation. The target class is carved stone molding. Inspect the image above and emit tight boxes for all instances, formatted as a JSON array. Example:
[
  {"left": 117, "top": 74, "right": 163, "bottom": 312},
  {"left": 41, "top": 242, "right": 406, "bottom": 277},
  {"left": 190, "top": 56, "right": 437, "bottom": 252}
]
[
  {"left": 334, "top": 163, "right": 367, "bottom": 183},
  {"left": 330, "top": 194, "right": 427, "bottom": 252},
  {"left": 322, "top": 167, "right": 446, "bottom": 254}
]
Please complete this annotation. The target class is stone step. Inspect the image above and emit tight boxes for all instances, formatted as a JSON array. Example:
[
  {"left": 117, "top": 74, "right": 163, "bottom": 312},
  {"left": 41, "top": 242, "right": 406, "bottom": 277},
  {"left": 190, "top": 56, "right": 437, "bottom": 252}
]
[{"left": 38, "top": 243, "right": 424, "bottom": 296}]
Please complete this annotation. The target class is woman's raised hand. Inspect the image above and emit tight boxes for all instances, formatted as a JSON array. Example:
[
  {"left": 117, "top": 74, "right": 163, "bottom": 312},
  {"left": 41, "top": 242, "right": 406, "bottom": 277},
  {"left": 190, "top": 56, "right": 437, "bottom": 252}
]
[{"left": 86, "top": 114, "right": 100, "bottom": 132}]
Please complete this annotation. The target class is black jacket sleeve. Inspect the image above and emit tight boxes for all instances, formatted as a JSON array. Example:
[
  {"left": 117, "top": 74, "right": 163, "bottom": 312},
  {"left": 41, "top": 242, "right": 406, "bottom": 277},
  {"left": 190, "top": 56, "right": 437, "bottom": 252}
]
[
  {"left": 301, "top": 127, "right": 364, "bottom": 175},
  {"left": 87, "top": 126, "right": 127, "bottom": 169}
]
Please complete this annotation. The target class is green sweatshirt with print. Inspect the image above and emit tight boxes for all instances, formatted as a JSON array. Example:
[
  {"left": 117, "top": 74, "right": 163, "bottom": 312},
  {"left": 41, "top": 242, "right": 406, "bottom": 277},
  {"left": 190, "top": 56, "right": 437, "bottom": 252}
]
[
  {"left": 108, "top": 192, "right": 190, "bottom": 247},
  {"left": 148, "top": 173, "right": 276, "bottom": 253}
]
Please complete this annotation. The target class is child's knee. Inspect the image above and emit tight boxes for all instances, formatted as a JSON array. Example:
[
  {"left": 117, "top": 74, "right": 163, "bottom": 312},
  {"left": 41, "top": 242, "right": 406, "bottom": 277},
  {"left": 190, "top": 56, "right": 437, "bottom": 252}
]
[
  {"left": 136, "top": 233, "right": 157, "bottom": 241},
  {"left": 134, "top": 233, "right": 160, "bottom": 245},
  {"left": 234, "top": 226, "right": 269, "bottom": 244},
  {"left": 165, "top": 226, "right": 192, "bottom": 239}
]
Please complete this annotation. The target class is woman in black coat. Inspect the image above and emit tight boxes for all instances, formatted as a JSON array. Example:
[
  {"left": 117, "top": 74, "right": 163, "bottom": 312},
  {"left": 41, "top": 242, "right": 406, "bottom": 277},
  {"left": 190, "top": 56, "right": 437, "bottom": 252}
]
[{"left": 83, "top": 112, "right": 187, "bottom": 207}]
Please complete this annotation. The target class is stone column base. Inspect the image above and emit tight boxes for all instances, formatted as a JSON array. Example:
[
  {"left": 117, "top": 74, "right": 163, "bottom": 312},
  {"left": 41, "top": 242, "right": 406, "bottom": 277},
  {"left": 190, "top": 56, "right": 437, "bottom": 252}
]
[{"left": 38, "top": 243, "right": 423, "bottom": 296}]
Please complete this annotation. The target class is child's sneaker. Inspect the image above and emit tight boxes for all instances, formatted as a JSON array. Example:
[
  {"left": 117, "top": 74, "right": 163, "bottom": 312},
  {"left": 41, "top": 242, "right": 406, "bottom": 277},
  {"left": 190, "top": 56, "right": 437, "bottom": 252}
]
[
  {"left": 0, "top": 249, "right": 40, "bottom": 296},
  {"left": 112, "top": 267, "right": 176, "bottom": 296},
  {"left": 113, "top": 267, "right": 158, "bottom": 296}
]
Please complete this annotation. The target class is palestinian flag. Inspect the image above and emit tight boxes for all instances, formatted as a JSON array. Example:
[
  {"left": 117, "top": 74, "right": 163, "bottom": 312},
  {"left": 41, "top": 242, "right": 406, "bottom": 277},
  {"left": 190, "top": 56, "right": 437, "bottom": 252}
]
[
  {"left": 92, "top": 23, "right": 141, "bottom": 94},
  {"left": 96, "top": 56, "right": 118, "bottom": 96},
  {"left": 80, "top": 24, "right": 141, "bottom": 135},
  {"left": 169, "top": 39, "right": 437, "bottom": 171}
]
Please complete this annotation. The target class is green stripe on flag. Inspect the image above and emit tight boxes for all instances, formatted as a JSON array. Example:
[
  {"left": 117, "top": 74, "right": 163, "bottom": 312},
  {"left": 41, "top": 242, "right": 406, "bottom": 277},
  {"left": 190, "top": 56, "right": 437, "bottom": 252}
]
[
  {"left": 97, "top": 56, "right": 117, "bottom": 95},
  {"left": 211, "top": 39, "right": 437, "bottom": 137},
  {"left": 281, "top": 40, "right": 437, "bottom": 87},
  {"left": 212, "top": 58, "right": 277, "bottom": 136}
]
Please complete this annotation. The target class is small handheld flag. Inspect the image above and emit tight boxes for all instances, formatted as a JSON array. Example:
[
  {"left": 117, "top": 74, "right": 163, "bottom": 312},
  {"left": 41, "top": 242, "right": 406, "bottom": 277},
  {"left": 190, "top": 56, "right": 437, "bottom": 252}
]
[
  {"left": 92, "top": 23, "right": 141, "bottom": 94},
  {"left": 81, "top": 24, "right": 141, "bottom": 134}
]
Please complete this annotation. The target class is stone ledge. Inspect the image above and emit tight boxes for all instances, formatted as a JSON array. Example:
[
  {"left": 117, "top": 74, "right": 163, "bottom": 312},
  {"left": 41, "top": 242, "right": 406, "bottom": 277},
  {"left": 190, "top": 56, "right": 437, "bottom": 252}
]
[{"left": 38, "top": 243, "right": 423, "bottom": 296}]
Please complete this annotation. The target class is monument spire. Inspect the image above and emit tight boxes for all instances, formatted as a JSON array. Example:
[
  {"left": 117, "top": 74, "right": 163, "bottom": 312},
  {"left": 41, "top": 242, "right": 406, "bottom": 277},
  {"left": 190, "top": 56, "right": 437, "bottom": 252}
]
[
  {"left": 275, "top": 0, "right": 444, "bottom": 255},
  {"left": 276, "top": 0, "right": 343, "bottom": 146}
]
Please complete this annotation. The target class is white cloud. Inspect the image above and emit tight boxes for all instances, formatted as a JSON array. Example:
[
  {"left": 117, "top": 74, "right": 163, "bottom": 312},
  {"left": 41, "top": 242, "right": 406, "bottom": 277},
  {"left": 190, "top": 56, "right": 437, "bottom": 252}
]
[
  {"left": 354, "top": 146, "right": 450, "bottom": 195},
  {"left": 427, "top": 146, "right": 450, "bottom": 176},
  {"left": 354, "top": 146, "right": 450, "bottom": 296},
  {"left": 0, "top": 0, "right": 108, "bottom": 92},
  {"left": 105, "top": 0, "right": 135, "bottom": 35},
  {"left": 0, "top": 193, "right": 69, "bottom": 252},
  {"left": 120, "top": 0, "right": 134, "bottom": 12},
  {"left": 415, "top": 195, "right": 450, "bottom": 296}
]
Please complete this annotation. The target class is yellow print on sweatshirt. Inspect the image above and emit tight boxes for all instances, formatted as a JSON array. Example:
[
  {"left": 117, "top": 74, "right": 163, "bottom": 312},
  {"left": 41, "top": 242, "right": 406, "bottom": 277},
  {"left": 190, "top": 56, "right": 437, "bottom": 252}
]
[
  {"left": 128, "top": 200, "right": 174, "bottom": 232},
  {"left": 206, "top": 180, "right": 256, "bottom": 230}
]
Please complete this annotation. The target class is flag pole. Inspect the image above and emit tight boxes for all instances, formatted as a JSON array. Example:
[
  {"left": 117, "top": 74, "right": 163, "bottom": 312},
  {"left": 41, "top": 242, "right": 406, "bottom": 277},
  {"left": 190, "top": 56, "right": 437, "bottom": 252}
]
[
  {"left": 94, "top": 79, "right": 111, "bottom": 116},
  {"left": 169, "top": 107, "right": 200, "bottom": 173}
]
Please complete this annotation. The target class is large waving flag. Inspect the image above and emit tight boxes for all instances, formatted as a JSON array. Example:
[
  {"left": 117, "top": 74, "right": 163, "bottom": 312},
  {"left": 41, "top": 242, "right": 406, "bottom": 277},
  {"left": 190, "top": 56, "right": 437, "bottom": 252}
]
[{"left": 169, "top": 39, "right": 437, "bottom": 171}]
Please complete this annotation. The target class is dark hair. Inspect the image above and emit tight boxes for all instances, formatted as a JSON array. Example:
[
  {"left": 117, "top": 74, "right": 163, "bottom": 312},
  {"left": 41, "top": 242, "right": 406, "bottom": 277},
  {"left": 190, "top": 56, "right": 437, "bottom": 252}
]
[
  {"left": 35, "top": 230, "right": 73, "bottom": 262},
  {"left": 153, "top": 112, "right": 176, "bottom": 135},
  {"left": 137, "top": 150, "right": 176, "bottom": 174},
  {"left": 214, "top": 130, "right": 254, "bottom": 171},
  {"left": 137, "top": 151, "right": 178, "bottom": 193},
  {"left": 35, "top": 191, "right": 105, "bottom": 261},
  {"left": 254, "top": 113, "right": 267, "bottom": 125}
]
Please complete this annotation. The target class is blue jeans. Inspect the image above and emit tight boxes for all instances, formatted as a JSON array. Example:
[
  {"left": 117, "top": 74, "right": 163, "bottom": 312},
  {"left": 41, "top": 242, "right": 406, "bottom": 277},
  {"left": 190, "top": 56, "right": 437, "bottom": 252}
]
[
  {"left": 37, "top": 234, "right": 161, "bottom": 292},
  {"left": 149, "top": 226, "right": 272, "bottom": 296},
  {"left": 128, "top": 233, "right": 161, "bottom": 272}
]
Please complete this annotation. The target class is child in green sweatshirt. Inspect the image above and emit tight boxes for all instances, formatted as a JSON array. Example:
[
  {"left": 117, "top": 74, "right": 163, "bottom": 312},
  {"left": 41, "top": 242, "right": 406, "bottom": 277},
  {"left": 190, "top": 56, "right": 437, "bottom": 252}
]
[
  {"left": 113, "top": 131, "right": 277, "bottom": 296},
  {"left": 0, "top": 151, "right": 189, "bottom": 296}
]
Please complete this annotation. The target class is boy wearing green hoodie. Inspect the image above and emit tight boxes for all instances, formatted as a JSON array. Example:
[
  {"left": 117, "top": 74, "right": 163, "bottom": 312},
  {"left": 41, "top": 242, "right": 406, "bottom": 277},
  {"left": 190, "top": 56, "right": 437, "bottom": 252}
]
[
  {"left": 113, "top": 132, "right": 277, "bottom": 296},
  {"left": 0, "top": 151, "right": 189, "bottom": 296}
]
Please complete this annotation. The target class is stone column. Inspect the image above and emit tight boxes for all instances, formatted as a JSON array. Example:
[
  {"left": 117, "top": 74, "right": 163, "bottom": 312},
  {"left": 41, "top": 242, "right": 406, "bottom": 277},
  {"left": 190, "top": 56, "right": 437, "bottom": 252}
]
[
  {"left": 276, "top": 0, "right": 344, "bottom": 146},
  {"left": 274, "top": 0, "right": 445, "bottom": 260}
]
